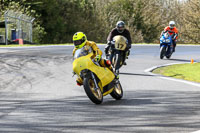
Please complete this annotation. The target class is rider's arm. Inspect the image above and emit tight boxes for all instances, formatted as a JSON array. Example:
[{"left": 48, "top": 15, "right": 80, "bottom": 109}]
[
  {"left": 107, "top": 29, "right": 115, "bottom": 44},
  {"left": 164, "top": 26, "right": 170, "bottom": 32},
  {"left": 126, "top": 30, "right": 132, "bottom": 49},
  {"left": 160, "top": 30, "right": 165, "bottom": 37},
  {"left": 72, "top": 48, "right": 77, "bottom": 56},
  {"left": 173, "top": 33, "right": 178, "bottom": 40},
  {"left": 174, "top": 27, "right": 178, "bottom": 40},
  {"left": 89, "top": 41, "right": 102, "bottom": 56}
]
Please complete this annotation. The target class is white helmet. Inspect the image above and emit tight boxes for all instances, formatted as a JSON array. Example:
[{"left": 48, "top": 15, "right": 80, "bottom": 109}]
[{"left": 169, "top": 21, "right": 175, "bottom": 29}]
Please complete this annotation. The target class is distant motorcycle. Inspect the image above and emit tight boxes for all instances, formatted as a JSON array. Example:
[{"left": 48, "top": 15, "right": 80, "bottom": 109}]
[
  {"left": 160, "top": 32, "right": 174, "bottom": 59},
  {"left": 73, "top": 46, "right": 123, "bottom": 104},
  {"left": 107, "top": 35, "right": 129, "bottom": 74}
]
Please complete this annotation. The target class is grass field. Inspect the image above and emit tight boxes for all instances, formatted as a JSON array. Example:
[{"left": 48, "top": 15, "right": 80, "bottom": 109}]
[{"left": 153, "top": 63, "right": 200, "bottom": 83}]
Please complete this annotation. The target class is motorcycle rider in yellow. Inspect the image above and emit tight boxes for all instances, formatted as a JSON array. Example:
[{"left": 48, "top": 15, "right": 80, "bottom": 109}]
[{"left": 73, "top": 32, "right": 115, "bottom": 86}]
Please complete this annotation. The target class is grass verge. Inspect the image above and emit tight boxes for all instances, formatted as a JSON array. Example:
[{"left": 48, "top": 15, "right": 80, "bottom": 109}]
[{"left": 153, "top": 63, "right": 200, "bottom": 83}]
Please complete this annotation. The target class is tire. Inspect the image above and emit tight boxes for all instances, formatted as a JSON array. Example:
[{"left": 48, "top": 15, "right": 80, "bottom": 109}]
[
  {"left": 111, "top": 53, "right": 115, "bottom": 68},
  {"left": 110, "top": 81, "right": 123, "bottom": 100},
  {"left": 113, "top": 54, "right": 118, "bottom": 69},
  {"left": 166, "top": 55, "right": 171, "bottom": 59},
  {"left": 111, "top": 54, "right": 117, "bottom": 71},
  {"left": 83, "top": 75, "right": 103, "bottom": 104},
  {"left": 160, "top": 46, "right": 166, "bottom": 59},
  {"left": 166, "top": 46, "right": 172, "bottom": 59},
  {"left": 113, "top": 53, "right": 122, "bottom": 73}
]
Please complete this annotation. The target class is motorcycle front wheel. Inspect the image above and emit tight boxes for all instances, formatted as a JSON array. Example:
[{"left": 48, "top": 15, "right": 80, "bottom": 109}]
[
  {"left": 160, "top": 46, "right": 166, "bottom": 59},
  {"left": 113, "top": 53, "right": 122, "bottom": 73},
  {"left": 110, "top": 81, "right": 123, "bottom": 100},
  {"left": 166, "top": 46, "right": 173, "bottom": 59},
  {"left": 83, "top": 75, "right": 103, "bottom": 104}
]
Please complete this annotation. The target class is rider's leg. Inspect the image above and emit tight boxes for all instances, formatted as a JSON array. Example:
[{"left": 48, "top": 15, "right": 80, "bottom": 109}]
[
  {"left": 99, "top": 59, "right": 112, "bottom": 70},
  {"left": 122, "top": 51, "right": 128, "bottom": 65},
  {"left": 172, "top": 40, "right": 176, "bottom": 52},
  {"left": 123, "top": 50, "right": 130, "bottom": 65},
  {"left": 99, "top": 59, "right": 119, "bottom": 79}
]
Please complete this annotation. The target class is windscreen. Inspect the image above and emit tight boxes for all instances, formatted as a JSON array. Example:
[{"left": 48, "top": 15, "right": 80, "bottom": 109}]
[{"left": 73, "top": 46, "right": 92, "bottom": 59}]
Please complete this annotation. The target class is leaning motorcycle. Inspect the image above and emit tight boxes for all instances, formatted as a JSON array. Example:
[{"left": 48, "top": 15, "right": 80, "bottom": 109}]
[
  {"left": 73, "top": 46, "right": 123, "bottom": 104},
  {"left": 107, "top": 35, "right": 129, "bottom": 75},
  {"left": 160, "top": 32, "right": 174, "bottom": 59}
]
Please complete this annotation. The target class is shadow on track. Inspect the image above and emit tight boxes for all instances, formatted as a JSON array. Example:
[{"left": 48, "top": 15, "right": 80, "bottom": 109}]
[
  {"left": 0, "top": 91, "right": 200, "bottom": 132},
  {"left": 166, "top": 58, "right": 192, "bottom": 62},
  {"left": 120, "top": 72, "right": 156, "bottom": 77}
]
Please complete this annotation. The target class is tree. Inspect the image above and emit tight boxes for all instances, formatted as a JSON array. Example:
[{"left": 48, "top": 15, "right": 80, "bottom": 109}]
[{"left": 181, "top": 0, "right": 200, "bottom": 43}]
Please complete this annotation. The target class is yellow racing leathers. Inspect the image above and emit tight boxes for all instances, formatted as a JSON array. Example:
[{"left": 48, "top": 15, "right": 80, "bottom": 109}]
[{"left": 73, "top": 41, "right": 113, "bottom": 85}]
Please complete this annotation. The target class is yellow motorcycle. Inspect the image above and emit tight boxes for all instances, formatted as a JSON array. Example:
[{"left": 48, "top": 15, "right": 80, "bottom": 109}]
[{"left": 73, "top": 46, "right": 123, "bottom": 104}]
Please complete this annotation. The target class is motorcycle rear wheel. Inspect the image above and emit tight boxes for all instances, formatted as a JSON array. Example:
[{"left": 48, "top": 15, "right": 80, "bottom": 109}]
[{"left": 110, "top": 81, "right": 123, "bottom": 100}]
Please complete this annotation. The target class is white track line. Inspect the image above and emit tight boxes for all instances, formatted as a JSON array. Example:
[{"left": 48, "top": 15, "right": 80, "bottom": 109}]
[
  {"left": 191, "top": 130, "right": 200, "bottom": 133},
  {"left": 145, "top": 62, "right": 200, "bottom": 88}
]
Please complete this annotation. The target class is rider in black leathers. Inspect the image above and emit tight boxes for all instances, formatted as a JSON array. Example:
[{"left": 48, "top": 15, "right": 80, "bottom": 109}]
[{"left": 105, "top": 21, "right": 132, "bottom": 65}]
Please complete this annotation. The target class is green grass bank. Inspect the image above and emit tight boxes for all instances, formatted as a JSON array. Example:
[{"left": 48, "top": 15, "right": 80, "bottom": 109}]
[{"left": 153, "top": 63, "right": 200, "bottom": 83}]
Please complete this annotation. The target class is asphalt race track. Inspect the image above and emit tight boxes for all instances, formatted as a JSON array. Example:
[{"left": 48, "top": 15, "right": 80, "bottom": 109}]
[{"left": 0, "top": 45, "right": 200, "bottom": 133}]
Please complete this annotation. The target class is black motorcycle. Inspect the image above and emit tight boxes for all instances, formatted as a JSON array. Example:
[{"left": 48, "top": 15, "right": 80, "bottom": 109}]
[{"left": 106, "top": 35, "right": 129, "bottom": 75}]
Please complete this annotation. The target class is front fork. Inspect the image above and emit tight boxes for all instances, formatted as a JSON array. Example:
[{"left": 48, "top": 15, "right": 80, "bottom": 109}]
[{"left": 90, "top": 72, "right": 99, "bottom": 91}]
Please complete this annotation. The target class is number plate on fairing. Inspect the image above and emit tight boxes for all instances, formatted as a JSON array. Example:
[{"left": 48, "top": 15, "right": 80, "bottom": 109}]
[{"left": 113, "top": 35, "right": 127, "bottom": 50}]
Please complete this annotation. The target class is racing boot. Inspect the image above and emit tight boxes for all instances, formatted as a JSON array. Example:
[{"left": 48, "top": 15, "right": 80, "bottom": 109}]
[
  {"left": 123, "top": 50, "right": 130, "bottom": 65},
  {"left": 76, "top": 77, "right": 83, "bottom": 86}
]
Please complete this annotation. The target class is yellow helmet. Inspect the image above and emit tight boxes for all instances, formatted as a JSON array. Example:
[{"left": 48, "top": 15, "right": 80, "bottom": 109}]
[{"left": 73, "top": 32, "right": 87, "bottom": 49}]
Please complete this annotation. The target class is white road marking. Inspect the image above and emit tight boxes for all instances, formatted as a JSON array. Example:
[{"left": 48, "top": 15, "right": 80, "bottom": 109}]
[{"left": 191, "top": 130, "right": 200, "bottom": 133}]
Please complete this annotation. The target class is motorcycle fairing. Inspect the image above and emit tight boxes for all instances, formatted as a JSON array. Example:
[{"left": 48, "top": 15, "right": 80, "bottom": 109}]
[{"left": 73, "top": 53, "right": 115, "bottom": 87}]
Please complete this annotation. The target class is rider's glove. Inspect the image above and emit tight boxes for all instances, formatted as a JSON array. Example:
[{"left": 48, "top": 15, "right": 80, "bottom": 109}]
[{"left": 95, "top": 55, "right": 101, "bottom": 62}]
